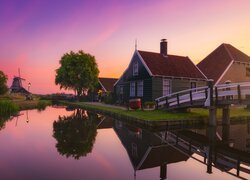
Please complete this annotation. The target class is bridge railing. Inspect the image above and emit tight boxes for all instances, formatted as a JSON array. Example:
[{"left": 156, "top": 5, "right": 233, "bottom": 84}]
[
  {"left": 155, "top": 86, "right": 208, "bottom": 108},
  {"left": 214, "top": 82, "right": 250, "bottom": 105},
  {"left": 155, "top": 82, "right": 250, "bottom": 109}
]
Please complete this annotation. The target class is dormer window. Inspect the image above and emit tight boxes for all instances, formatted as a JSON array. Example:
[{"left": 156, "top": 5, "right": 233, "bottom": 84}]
[{"left": 133, "top": 61, "right": 138, "bottom": 76}]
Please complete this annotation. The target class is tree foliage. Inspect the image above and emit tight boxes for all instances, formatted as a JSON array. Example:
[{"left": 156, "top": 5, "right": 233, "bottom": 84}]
[
  {"left": 55, "top": 50, "right": 99, "bottom": 97},
  {"left": 0, "top": 70, "right": 8, "bottom": 95}
]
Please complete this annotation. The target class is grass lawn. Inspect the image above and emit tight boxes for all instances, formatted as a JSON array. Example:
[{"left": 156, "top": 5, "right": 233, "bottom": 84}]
[
  {"left": 63, "top": 101, "right": 250, "bottom": 121},
  {"left": 62, "top": 102, "right": 246, "bottom": 121}
]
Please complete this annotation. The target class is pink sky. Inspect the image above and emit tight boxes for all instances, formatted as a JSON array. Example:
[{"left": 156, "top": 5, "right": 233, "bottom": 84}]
[{"left": 1, "top": 0, "right": 250, "bottom": 94}]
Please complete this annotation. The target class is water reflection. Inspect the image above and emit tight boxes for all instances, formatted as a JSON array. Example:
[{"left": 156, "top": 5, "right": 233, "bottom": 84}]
[
  {"left": 53, "top": 109, "right": 99, "bottom": 159},
  {"left": 113, "top": 121, "right": 189, "bottom": 180},
  {"left": 113, "top": 120, "right": 250, "bottom": 180},
  {"left": 163, "top": 126, "right": 250, "bottom": 179},
  {"left": 1, "top": 107, "right": 249, "bottom": 179}
]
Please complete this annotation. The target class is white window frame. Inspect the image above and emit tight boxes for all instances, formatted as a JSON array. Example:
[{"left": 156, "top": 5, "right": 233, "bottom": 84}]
[
  {"left": 133, "top": 61, "right": 138, "bottom": 76},
  {"left": 163, "top": 79, "right": 172, "bottom": 96},
  {"left": 137, "top": 80, "right": 143, "bottom": 97},
  {"left": 130, "top": 82, "right": 135, "bottom": 97},
  {"left": 120, "top": 86, "right": 123, "bottom": 95}
]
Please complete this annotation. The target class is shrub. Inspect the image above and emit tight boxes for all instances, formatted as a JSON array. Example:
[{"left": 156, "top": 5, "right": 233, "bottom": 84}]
[
  {"left": 37, "top": 100, "right": 51, "bottom": 111},
  {"left": 103, "top": 93, "right": 115, "bottom": 104},
  {"left": 0, "top": 100, "right": 19, "bottom": 116},
  {"left": 144, "top": 101, "right": 156, "bottom": 108}
]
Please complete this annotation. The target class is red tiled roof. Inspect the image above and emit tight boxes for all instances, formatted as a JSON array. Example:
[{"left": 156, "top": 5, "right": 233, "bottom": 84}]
[
  {"left": 138, "top": 50, "right": 206, "bottom": 79},
  {"left": 99, "top": 77, "right": 118, "bottom": 92},
  {"left": 197, "top": 43, "right": 250, "bottom": 83}
]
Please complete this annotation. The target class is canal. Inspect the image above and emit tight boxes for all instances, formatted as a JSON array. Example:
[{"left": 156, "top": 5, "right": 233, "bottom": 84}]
[{"left": 0, "top": 106, "right": 249, "bottom": 180}]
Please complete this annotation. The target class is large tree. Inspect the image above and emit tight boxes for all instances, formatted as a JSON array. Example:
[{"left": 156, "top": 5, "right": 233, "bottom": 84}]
[
  {"left": 55, "top": 50, "right": 99, "bottom": 97},
  {"left": 0, "top": 70, "right": 8, "bottom": 95}
]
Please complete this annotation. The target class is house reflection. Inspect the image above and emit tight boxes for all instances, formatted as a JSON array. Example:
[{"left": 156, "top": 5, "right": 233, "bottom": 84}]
[{"left": 113, "top": 120, "right": 189, "bottom": 180}]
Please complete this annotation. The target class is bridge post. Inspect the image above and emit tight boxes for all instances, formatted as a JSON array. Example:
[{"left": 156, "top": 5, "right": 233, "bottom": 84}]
[
  {"left": 208, "top": 80, "right": 217, "bottom": 126},
  {"left": 160, "top": 162, "right": 167, "bottom": 180},
  {"left": 206, "top": 126, "right": 216, "bottom": 174},
  {"left": 222, "top": 106, "right": 230, "bottom": 125}
]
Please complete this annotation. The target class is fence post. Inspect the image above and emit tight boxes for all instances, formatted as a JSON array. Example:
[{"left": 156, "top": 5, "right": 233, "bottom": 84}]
[
  {"left": 165, "top": 97, "right": 169, "bottom": 108},
  {"left": 208, "top": 80, "right": 214, "bottom": 106},
  {"left": 237, "top": 85, "right": 242, "bottom": 104},
  {"left": 189, "top": 90, "right": 193, "bottom": 105},
  {"left": 207, "top": 79, "right": 216, "bottom": 126},
  {"left": 215, "top": 87, "right": 218, "bottom": 106},
  {"left": 177, "top": 94, "right": 180, "bottom": 106}
]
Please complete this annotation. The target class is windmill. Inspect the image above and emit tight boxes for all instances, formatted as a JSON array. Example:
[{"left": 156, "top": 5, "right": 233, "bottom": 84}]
[{"left": 10, "top": 68, "right": 30, "bottom": 94}]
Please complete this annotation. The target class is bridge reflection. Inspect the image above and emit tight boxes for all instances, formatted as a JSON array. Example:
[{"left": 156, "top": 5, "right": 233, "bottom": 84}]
[{"left": 113, "top": 120, "right": 250, "bottom": 180}]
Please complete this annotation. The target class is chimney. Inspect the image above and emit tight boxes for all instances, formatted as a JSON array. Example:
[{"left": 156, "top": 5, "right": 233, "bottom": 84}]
[{"left": 160, "top": 39, "right": 167, "bottom": 56}]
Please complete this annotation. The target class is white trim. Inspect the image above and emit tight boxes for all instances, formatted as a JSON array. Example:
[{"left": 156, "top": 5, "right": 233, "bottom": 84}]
[
  {"left": 136, "top": 147, "right": 152, "bottom": 170},
  {"left": 154, "top": 75, "right": 207, "bottom": 81},
  {"left": 215, "top": 60, "right": 234, "bottom": 85},
  {"left": 130, "top": 81, "right": 135, "bottom": 97},
  {"left": 133, "top": 61, "right": 138, "bottom": 76},
  {"left": 136, "top": 50, "right": 153, "bottom": 76},
  {"left": 224, "top": 43, "right": 234, "bottom": 60},
  {"left": 137, "top": 80, "right": 143, "bottom": 97},
  {"left": 98, "top": 80, "right": 107, "bottom": 92},
  {"left": 113, "top": 69, "right": 127, "bottom": 87},
  {"left": 162, "top": 78, "right": 172, "bottom": 96},
  {"left": 113, "top": 51, "right": 138, "bottom": 87},
  {"left": 188, "top": 56, "right": 208, "bottom": 80}
]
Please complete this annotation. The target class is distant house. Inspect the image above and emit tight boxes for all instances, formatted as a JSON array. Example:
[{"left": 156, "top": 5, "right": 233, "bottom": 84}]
[
  {"left": 197, "top": 43, "right": 250, "bottom": 85},
  {"left": 114, "top": 39, "right": 207, "bottom": 104},
  {"left": 98, "top": 77, "right": 118, "bottom": 93},
  {"left": 91, "top": 77, "right": 118, "bottom": 101}
]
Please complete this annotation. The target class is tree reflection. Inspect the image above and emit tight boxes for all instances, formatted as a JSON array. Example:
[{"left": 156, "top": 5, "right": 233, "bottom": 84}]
[{"left": 53, "top": 109, "right": 98, "bottom": 159}]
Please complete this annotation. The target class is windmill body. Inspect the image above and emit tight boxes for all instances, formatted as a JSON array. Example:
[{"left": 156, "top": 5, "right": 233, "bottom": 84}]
[{"left": 10, "top": 69, "right": 30, "bottom": 94}]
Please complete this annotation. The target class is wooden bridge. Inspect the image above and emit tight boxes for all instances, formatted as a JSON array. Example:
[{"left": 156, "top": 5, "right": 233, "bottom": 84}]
[{"left": 155, "top": 81, "right": 250, "bottom": 125}]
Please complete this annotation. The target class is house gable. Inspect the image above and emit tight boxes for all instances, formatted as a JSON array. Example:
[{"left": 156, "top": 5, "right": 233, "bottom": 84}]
[
  {"left": 197, "top": 43, "right": 250, "bottom": 85},
  {"left": 218, "top": 61, "right": 250, "bottom": 84},
  {"left": 125, "top": 50, "right": 152, "bottom": 81},
  {"left": 99, "top": 77, "right": 118, "bottom": 92}
]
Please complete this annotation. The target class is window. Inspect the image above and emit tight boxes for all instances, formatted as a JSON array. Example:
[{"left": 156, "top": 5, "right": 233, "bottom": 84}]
[
  {"left": 133, "top": 61, "right": 138, "bottom": 76},
  {"left": 120, "top": 86, "right": 123, "bottom": 95},
  {"left": 130, "top": 82, "right": 135, "bottom": 97},
  {"left": 163, "top": 79, "right": 171, "bottom": 96},
  {"left": 137, "top": 81, "right": 143, "bottom": 97},
  {"left": 246, "top": 68, "right": 250, "bottom": 77},
  {"left": 132, "top": 143, "right": 138, "bottom": 157}
]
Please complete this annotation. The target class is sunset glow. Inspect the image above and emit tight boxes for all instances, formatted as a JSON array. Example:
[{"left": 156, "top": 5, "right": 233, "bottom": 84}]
[{"left": 1, "top": 0, "right": 250, "bottom": 94}]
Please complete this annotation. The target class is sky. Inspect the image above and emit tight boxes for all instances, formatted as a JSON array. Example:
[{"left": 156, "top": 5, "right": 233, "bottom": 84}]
[{"left": 1, "top": 0, "right": 250, "bottom": 94}]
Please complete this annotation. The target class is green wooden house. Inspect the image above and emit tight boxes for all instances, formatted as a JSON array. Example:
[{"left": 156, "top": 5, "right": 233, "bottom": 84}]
[{"left": 114, "top": 39, "right": 207, "bottom": 104}]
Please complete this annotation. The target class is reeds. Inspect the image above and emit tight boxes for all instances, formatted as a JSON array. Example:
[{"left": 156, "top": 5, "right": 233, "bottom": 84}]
[
  {"left": 0, "top": 100, "right": 19, "bottom": 117},
  {"left": 37, "top": 100, "right": 51, "bottom": 111}
]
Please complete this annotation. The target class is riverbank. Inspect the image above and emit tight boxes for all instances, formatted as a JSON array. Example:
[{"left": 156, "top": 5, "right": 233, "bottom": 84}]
[
  {"left": 0, "top": 94, "right": 51, "bottom": 111},
  {"left": 62, "top": 101, "right": 250, "bottom": 129}
]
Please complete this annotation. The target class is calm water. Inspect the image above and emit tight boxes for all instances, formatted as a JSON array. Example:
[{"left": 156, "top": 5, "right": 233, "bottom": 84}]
[{"left": 0, "top": 106, "right": 249, "bottom": 180}]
